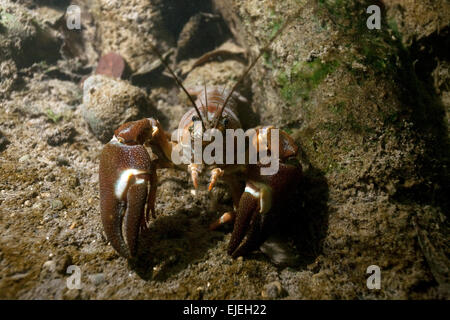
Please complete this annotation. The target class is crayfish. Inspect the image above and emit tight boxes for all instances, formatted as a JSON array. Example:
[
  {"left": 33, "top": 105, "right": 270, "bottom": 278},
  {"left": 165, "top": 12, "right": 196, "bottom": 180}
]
[{"left": 99, "top": 18, "right": 302, "bottom": 259}]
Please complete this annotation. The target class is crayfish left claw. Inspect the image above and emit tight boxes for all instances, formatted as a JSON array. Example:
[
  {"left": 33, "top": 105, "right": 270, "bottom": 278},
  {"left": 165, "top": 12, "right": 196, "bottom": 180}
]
[
  {"left": 228, "top": 161, "right": 303, "bottom": 258},
  {"left": 99, "top": 140, "right": 153, "bottom": 258},
  {"left": 227, "top": 181, "right": 272, "bottom": 258}
]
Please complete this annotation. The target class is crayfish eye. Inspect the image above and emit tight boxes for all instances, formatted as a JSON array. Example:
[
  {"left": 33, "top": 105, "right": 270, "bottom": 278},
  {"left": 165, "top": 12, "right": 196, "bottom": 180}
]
[
  {"left": 222, "top": 118, "right": 229, "bottom": 126},
  {"left": 191, "top": 115, "right": 200, "bottom": 122}
]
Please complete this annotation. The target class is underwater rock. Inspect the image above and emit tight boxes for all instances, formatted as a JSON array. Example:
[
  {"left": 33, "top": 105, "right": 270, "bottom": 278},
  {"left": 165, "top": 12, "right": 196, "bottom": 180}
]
[
  {"left": 95, "top": 52, "right": 128, "bottom": 79},
  {"left": 384, "top": 0, "right": 450, "bottom": 43},
  {"left": 81, "top": 75, "right": 153, "bottom": 142},
  {"left": 0, "top": 1, "right": 62, "bottom": 68},
  {"left": 175, "top": 12, "right": 229, "bottom": 62},
  {"left": 92, "top": 0, "right": 173, "bottom": 73}
]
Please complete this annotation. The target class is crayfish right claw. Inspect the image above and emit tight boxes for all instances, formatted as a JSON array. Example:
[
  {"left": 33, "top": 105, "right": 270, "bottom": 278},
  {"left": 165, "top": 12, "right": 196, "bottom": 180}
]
[{"left": 99, "top": 140, "right": 153, "bottom": 258}]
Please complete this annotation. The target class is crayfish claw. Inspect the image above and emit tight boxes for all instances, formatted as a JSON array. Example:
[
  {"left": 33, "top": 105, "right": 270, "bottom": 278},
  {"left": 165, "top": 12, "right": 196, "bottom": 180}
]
[
  {"left": 209, "top": 211, "right": 235, "bottom": 230},
  {"left": 227, "top": 181, "right": 272, "bottom": 258},
  {"left": 123, "top": 183, "right": 148, "bottom": 257},
  {"left": 99, "top": 141, "right": 153, "bottom": 259},
  {"left": 228, "top": 161, "right": 303, "bottom": 258}
]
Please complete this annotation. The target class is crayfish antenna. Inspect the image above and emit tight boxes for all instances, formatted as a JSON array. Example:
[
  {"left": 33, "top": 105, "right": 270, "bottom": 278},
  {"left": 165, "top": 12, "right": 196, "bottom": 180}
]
[{"left": 146, "top": 41, "right": 206, "bottom": 130}]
